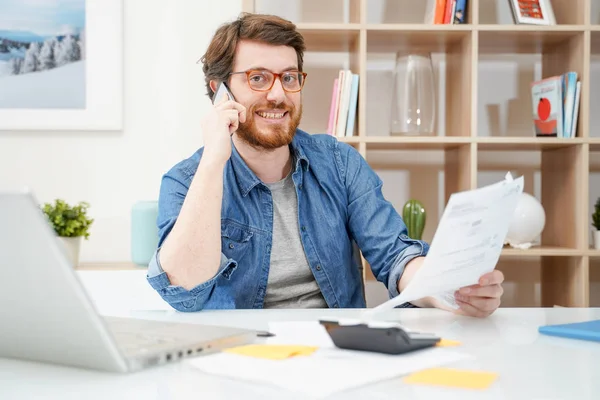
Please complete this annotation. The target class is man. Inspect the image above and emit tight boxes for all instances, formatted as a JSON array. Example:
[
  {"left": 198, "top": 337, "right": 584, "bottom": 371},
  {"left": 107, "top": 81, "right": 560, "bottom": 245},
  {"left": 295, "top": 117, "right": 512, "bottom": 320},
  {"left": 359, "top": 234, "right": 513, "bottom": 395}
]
[{"left": 146, "top": 13, "right": 504, "bottom": 317}]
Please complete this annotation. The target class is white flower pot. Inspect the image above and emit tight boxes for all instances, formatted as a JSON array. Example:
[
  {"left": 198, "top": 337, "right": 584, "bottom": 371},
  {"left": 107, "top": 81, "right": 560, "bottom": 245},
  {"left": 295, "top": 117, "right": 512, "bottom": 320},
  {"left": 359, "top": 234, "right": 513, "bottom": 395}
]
[
  {"left": 594, "top": 230, "right": 600, "bottom": 250},
  {"left": 58, "top": 236, "right": 82, "bottom": 267}
]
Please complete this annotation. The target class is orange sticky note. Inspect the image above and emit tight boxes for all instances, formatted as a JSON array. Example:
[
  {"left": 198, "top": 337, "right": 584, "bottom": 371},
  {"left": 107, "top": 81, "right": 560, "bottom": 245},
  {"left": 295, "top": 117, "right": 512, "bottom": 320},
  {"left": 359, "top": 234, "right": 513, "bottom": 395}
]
[
  {"left": 436, "top": 338, "right": 461, "bottom": 347},
  {"left": 403, "top": 368, "right": 498, "bottom": 390},
  {"left": 223, "top": 344, "right": 318, "bottom": 360}
]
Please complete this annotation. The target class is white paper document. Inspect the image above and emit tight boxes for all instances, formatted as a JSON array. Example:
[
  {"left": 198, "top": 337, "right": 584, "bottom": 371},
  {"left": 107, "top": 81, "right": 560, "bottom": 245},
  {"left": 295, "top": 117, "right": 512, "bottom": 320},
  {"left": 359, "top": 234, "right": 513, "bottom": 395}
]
[
  {"left": 265, "top": 320, "right": 335, "bottom": 347},
  {"left": 370, "top": 173, "right": 524, "bottom": 313},
  {"left": 187, "top": 321, "right": 469, "bottom": 398},
  {"left": 266, "top": 320, "right": 416, "bottom": 346}
]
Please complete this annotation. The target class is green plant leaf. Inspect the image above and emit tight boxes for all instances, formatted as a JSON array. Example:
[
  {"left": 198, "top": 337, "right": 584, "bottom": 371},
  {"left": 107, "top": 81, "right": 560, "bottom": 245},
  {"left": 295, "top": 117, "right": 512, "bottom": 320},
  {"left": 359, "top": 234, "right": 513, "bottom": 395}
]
[
  {"left": 593, "top": 197, "right": 600, "bottom": 231},
  {"left": 41, "top": 199, "right": 94, "bottom": 239}
]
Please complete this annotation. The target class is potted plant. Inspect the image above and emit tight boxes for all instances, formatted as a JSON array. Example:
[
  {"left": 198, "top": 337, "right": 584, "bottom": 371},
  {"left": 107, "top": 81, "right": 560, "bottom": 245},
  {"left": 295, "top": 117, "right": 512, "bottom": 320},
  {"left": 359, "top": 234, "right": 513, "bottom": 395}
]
[
  {"left": 593, "top": 197, "right": 600, "bottom": 250},
  {"left": 42, "top": 199, "right": 94, "bottom": 267}
]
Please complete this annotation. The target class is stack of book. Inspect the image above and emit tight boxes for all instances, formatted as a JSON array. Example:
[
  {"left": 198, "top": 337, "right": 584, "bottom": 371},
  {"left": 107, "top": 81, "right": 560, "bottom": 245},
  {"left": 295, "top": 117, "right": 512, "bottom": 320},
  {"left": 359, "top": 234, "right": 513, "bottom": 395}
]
[
  {"left": 326, "top": 69, "right": 359, "bottom": 138},
  {"left": 428, "top": 0, "right": 468, "bottom": 24},
  {"left": 530, "top": 72, "right": 581, "bottom": 138}
]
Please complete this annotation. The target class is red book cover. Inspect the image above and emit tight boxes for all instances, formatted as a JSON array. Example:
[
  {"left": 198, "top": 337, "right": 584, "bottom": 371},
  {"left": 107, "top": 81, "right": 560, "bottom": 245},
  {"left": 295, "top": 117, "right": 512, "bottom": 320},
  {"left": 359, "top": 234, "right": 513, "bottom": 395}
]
[
  {"left": 531, "top": 76, "right": 563, "bottom": 137},
  {"left": 444, "top": 0, "right": 456, "bottom": 24},
  {"left": 434, "top": 0, "right": 447, "bottom": 24}
]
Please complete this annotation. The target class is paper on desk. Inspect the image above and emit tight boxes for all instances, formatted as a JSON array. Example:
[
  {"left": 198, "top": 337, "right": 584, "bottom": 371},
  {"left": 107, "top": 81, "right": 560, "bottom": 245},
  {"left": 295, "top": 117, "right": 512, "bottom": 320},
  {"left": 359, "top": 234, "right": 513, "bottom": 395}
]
[
  {"left": 265, "top": 321, "right": 335, "bottom": 347},
  {"left": 370, "top": 173, "right": 524, "bottom": 314},
  {"left": 187, "top": 321, "right": 470, "bottom": 398},
  {"left": 189, "top": 345, "right": 468, "bottom": 398}
]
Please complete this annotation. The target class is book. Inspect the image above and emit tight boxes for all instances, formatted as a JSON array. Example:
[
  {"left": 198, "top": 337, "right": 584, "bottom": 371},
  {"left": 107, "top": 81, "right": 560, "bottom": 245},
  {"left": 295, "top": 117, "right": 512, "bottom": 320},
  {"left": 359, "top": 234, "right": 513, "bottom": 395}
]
[
  {"left": 425, "top": 0, "right": 467, "bottom": 24},
  {"left": 331, "top": 70, "right": 345, "bottom": 135},
  {"left": 434, "top": 0, "right": 447, "bottom": 24},
  {"left": 326, "top": 78, "right": 339, "bottom": 135},
  {"left": 562, "top": 71, "right": 577, "bottom": 137},
  {"left": 326, "top": 70, "right": 360, "bottom": 137},
  {"left": 344, "top": 74, "right": 359, "bottom": 137},
  {"left": 444, "top": 0, "right": 455, "bottom": 24},
  {"left": 569, "top": 81, "right": 581, "bottom": 138},
  {"left": 530, "top": 72, "right": 582, "bottom": 138},
  {"left": 335, "top": 69, "right": 353, "bottom": 138},
  {"left": 453, "top": 0, "right": 468, "bottom": 24},
  {"left": 531, "top": 76, "right": 563, "bottom": 137}
]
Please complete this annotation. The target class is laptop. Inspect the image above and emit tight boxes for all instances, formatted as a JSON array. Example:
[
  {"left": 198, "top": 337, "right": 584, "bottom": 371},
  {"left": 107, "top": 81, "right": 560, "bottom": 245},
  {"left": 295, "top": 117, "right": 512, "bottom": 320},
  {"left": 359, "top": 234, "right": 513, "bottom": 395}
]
[{"left": 0, "top": 189, "right": 257, "bottom": 373}]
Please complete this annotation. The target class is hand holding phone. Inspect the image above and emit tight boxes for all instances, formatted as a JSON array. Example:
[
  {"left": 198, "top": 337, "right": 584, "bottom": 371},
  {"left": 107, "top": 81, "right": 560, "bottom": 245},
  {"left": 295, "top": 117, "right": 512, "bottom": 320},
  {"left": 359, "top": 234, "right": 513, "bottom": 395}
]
[{"left": 200, "top": 82, "right": 246, "bottom": 165}]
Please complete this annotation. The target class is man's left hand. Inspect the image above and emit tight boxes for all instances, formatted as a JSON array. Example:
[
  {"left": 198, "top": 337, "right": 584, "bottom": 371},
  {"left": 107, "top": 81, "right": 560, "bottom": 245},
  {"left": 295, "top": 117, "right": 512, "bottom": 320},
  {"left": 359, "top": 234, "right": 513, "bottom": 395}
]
[{"left": 453, "top": 270, "right": 504, "bottom": 318}]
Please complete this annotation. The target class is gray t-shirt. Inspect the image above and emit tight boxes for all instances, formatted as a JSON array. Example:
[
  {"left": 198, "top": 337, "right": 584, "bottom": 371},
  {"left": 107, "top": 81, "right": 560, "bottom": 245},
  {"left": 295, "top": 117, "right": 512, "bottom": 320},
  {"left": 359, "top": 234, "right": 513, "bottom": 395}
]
[{"left": 263, "top": 167, "right": 328, "bottom": 308}]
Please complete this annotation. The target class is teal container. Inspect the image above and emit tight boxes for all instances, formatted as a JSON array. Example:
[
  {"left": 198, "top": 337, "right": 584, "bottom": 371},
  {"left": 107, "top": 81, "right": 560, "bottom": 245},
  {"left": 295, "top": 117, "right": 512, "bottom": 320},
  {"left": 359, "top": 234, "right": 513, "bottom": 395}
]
[{"left": 131, "top": 201, "right": 159, "bottom": 266}]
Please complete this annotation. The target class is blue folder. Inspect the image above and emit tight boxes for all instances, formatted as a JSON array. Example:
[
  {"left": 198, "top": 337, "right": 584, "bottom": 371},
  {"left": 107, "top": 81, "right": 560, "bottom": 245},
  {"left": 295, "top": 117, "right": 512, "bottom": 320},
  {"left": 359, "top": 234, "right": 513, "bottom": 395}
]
[{"left": 538, "top": 319, "right": 600, "bottom": 342}]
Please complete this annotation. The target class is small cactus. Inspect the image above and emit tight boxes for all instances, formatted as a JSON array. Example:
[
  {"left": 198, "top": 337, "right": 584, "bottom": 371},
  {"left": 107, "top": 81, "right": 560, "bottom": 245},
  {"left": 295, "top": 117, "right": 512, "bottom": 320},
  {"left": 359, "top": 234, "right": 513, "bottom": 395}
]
[{"left": 402, "top": 199, "right": 426, "bottom": 240}]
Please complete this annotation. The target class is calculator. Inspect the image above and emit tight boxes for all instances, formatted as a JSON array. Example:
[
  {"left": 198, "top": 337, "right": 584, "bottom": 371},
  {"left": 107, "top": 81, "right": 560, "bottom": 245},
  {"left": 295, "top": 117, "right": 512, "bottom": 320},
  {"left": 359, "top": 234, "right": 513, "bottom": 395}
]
[{"left": 318, "top": 318, "right": 440, "bottom": 355}]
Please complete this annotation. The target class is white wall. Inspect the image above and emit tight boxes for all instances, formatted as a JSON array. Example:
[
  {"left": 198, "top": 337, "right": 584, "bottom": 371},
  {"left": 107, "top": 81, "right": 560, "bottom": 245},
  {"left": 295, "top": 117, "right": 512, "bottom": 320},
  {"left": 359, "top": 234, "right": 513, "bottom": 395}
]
[{"left": 0, "top": 0, "right": 243, "bottom": 263}]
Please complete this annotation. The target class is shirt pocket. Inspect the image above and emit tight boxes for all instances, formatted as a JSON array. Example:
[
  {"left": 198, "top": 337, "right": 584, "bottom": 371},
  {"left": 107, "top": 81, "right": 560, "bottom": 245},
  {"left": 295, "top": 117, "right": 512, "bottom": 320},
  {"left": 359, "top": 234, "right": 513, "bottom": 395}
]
[{"left": 221, "top": 221, "right": 254, "bottom": 263}]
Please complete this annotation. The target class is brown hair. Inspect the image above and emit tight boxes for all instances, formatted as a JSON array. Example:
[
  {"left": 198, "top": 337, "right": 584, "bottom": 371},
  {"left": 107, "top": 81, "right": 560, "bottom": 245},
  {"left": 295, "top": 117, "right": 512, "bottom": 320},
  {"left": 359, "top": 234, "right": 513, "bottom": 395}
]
[{"left": 200, "top": 13, "right": 306, "bottom": 101}]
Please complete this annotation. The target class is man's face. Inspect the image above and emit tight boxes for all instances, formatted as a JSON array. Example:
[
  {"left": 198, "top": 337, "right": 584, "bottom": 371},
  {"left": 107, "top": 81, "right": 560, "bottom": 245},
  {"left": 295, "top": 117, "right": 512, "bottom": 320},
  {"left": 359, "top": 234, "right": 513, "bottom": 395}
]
[{"left": 226, "top": 40, "right": 303, "bottom": 150}]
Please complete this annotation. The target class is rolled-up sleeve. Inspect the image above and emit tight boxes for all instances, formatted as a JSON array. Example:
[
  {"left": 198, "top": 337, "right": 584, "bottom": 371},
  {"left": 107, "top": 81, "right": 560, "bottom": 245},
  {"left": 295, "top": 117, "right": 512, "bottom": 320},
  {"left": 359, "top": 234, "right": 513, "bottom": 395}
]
[
  {"left": 146, "top": 160, "right": 239, "bottom": 312},
  {"left": 386, "top": 240, "right": 427, "bottom": 298},
  {"left": 146, "top": 248, "right": 238, "bottom": 312}
]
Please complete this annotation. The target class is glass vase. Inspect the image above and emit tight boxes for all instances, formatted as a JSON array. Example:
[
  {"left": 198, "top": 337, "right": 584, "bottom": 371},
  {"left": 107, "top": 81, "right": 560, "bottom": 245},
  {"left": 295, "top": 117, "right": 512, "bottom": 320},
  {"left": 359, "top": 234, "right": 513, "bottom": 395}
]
[{"left": 390, "top": 52, "right": 436, "bottom": 136}]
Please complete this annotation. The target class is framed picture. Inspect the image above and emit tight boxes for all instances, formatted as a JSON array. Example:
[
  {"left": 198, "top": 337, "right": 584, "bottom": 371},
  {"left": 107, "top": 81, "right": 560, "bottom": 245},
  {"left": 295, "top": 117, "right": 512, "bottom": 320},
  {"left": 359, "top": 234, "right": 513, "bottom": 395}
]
[
  {"left": 0, "top": 0, "right": 123, "bottom": 131},
  {"left": 509, "top": 0, "right": 556, "bottom": 25}
]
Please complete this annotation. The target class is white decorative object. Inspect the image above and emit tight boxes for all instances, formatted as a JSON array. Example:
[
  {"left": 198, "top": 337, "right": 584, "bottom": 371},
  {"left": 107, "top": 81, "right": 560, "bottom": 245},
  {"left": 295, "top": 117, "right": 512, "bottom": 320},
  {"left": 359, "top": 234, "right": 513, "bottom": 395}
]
[
  {"left": 594, "top": 230, "right": 600, "bottom": 250},
  {"left": 505, "top": 192, "right": 546, "bottom": 249},
  {"left": 0, "top": 0, "right": 123, "bottom": 130},
  {"left": 58, "top": 236, "right": 82, "bottom": 267}
]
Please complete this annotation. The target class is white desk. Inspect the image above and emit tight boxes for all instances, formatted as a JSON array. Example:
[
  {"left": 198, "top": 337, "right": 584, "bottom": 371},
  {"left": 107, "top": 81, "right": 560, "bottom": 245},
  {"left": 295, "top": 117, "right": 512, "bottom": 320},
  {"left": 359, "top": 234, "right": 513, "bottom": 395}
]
[{"left": 2, "top": 306, "right": 600, "bottom": 399}]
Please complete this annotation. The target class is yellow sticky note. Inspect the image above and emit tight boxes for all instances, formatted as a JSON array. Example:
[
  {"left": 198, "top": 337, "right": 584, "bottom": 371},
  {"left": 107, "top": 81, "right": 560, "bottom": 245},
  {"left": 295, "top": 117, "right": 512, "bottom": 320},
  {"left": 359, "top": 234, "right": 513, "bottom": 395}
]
[
  {"left": 436, "top": 338, "right": 461, "bottom": 347},
  {"left": 223, "top": 344, "right": 318, "bottom": 360},
  {"left": 403, "top": 368, "right": 498, "bottom": 390}
]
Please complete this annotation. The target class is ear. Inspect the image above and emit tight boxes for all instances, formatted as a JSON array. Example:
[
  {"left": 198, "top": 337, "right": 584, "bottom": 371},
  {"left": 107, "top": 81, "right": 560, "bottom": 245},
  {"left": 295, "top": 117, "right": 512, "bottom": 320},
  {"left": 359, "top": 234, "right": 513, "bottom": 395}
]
[{"left": 209, "top": 80, "right": 218, "bottom": 93}]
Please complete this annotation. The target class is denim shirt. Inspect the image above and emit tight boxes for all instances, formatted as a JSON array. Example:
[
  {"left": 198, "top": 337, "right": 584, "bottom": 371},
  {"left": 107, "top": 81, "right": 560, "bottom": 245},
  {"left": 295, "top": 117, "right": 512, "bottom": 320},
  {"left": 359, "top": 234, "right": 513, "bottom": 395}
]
[{"left": 146, "top": 129, "right": 430, "bottom": 311}]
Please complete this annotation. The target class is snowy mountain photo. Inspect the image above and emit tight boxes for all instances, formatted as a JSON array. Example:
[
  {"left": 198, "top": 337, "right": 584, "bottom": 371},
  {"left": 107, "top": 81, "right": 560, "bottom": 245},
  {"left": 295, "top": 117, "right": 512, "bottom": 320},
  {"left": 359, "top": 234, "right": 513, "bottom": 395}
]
[{"left": 0, "top": 0, "right": 86, "bottom": 109}]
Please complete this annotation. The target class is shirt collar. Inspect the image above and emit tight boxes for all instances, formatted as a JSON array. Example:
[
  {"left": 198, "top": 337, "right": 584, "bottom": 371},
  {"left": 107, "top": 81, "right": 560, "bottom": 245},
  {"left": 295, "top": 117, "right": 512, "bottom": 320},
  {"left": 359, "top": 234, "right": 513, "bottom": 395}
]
[{"left": 229, "top": 129, "right": 310, "bottom": 197}]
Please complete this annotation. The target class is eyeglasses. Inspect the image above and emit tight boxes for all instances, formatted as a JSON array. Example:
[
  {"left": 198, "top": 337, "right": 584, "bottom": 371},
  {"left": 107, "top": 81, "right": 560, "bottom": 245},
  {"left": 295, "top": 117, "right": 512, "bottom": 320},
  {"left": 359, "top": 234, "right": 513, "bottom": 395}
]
[{"left": 230, "top": 69, "right": 307, "bottom": 93}]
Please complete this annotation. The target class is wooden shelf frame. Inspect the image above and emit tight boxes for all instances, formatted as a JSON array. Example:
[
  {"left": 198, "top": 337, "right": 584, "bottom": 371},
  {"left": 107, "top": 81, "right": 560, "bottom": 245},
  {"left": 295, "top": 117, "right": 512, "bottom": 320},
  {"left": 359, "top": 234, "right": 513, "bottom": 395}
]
[{"left": 238, "top": 0, "right": 600, "bottom": 307}]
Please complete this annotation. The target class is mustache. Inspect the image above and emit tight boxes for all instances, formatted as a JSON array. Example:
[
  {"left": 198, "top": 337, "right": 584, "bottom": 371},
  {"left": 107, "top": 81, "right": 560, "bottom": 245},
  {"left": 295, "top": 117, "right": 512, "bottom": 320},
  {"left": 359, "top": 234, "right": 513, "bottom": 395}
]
[{"left": 251, "top": 102, "right": 291, "bottom": 112}]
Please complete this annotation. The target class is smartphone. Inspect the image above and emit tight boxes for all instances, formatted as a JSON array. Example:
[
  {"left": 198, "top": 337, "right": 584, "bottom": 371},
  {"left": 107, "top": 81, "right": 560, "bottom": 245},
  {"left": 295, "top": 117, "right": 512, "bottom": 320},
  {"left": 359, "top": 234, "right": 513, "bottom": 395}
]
[{"left": 213, "top": 81, "right": 235, "bottom": 105}]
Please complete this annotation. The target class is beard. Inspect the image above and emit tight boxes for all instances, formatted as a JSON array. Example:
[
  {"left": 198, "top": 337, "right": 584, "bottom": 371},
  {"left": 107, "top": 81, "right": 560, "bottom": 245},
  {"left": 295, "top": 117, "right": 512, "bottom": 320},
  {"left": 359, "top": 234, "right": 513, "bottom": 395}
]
[{"left": 235, "top": 101, "right": 302, "bottom": 151}]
